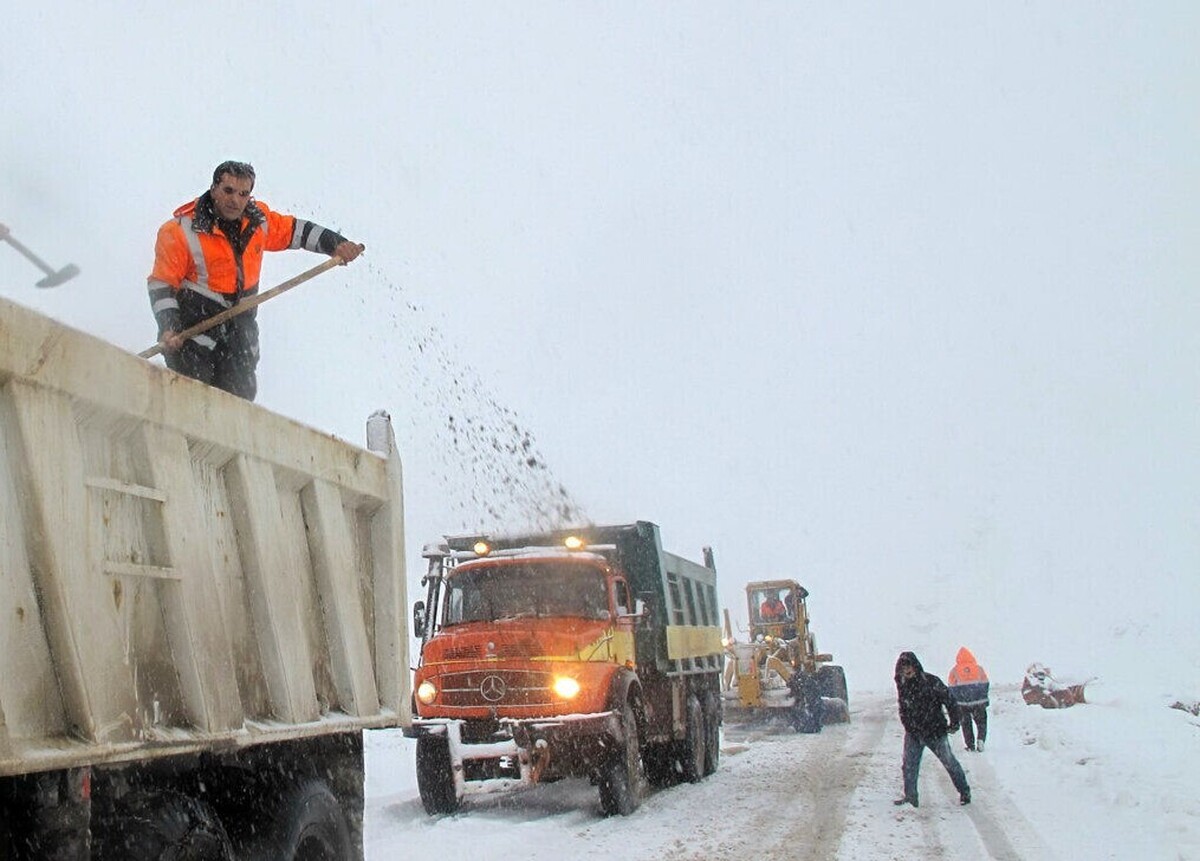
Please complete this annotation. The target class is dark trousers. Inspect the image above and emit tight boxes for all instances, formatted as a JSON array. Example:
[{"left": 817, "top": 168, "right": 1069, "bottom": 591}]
[
  {"left": 960, "top": 704, "right": 988, "bottom": 749},
  {"left": 165, "top": 315, "right": 259, "bottom": 401},
  {"left": 901, "top": 732, "right": 970, "bottom": 803}
]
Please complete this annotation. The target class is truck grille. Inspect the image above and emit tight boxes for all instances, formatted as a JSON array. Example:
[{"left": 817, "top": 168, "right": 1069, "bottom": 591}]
[
  {"left": 438, "top": 669, "right": 553, "bottom": 707},
  {"left": 443, "top": 640, "right": 543, "bottom": 661}
]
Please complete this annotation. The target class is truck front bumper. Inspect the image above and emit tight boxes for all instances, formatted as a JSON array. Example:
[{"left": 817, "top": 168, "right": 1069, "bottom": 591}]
[{"left": 404, "top": 711, "right": 622, "bottom": 796}]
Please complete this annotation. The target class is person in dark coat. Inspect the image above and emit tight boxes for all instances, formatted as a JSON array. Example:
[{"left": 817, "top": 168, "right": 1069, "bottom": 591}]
[{"left": 893, "top": 651, "right": 971, "bottom": 808}]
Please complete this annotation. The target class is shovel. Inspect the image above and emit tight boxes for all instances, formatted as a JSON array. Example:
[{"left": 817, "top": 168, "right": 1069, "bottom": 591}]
[
  {"left": 0, "top": 223, "right": 80, "bottom": 288},
  {"left": 138, "top": 254, "right": 352, "bottom": 359}
]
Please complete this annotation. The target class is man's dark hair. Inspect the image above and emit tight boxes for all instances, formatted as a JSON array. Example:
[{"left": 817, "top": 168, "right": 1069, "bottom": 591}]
[{"left": 212, "top": 160, "right": 256, "bottom": 189}]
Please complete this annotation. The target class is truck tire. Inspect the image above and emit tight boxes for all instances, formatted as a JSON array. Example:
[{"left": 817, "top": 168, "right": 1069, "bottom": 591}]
[
  {"left": 703, "top": 691, "right": 721, "bottom": 776},
  {"left": 678, "top": 694, "right": 706, "bottom": 783},
  {"left": 92, "top": 790, "right": 234, "bottom": 860},
  {"left": 817, "top": 665, "right": 849, "bottom": 704},
  {"left": 642, "top": 742, "right": 676, "bottom": 788},
  {"left": 239, "top": 779, "right": 351, "bottom": 861},
  {"left": 599, "top": 701, "right": 644, "bottom": 816},
  {"left": 416, "top": 735, "right": 461, "bottom": 815}
]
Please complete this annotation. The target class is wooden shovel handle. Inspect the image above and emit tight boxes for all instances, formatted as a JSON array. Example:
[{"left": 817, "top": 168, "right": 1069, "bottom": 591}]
[{"left": 139, "top": 255, "right": 347, "bottom": 359}]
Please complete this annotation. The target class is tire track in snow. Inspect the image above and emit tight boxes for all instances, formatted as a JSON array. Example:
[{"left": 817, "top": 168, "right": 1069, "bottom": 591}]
[
  {"left": 659, "top": 705, "right": 887, "bottom": 861},
  {"left": 854, "top": 693, "right": 1053, "bottom": 861},
  {"left": 833, "top": 693, "right": 950, "bottom": 860},
  {"left": 786, "top": 705, "right": 890, "bottom": 861},
  {"left": 952, "top": 750, "right": 1058, "bottom": 860}
]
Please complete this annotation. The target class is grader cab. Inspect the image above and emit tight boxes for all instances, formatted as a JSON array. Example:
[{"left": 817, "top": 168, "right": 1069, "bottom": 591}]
[{"left": 722, "top": 579, "right": 849, "bottom": 732}]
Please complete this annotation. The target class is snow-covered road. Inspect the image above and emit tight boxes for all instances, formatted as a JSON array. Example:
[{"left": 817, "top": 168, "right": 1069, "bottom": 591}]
[{"left": 365, "top": 686, "right": 1199, "bottom": 859}]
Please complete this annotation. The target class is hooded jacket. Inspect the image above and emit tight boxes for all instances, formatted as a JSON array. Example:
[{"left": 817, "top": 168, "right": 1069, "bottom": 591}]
[
  {"left": 895, "top": 651, "right": 961, "bottom": 742},
  {"left": 947, "top": 647, "right": 990, "bottom": 708}
]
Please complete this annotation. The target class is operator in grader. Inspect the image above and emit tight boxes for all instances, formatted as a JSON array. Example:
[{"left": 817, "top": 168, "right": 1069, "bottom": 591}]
[{"left": 759, "top": 589, "right": 788, "bottom": 622}]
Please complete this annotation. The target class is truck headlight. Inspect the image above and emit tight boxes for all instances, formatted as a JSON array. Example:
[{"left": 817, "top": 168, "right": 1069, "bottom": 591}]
[
  {"left": 552, "top": 676, "right": 581, "bottom": 699},
  {"left": 417, "top": 680, "right": 438, "bottom": 704}
]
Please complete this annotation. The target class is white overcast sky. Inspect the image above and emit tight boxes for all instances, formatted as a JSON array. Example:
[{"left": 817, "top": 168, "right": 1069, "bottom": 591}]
[{"left": 2, "top": 2, "right": 1196, "bottom": 688}]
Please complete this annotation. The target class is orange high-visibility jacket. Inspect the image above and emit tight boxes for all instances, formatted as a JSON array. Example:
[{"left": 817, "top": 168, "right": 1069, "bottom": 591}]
[
  {"left": 147, "top": 196, "right": 346, "bottom": 339},
  {"left": 150, "top": 198, "right": 296, "bottom": 300},
  {"left": 947, "top": 647, "right": 990, "bottom": 707}
]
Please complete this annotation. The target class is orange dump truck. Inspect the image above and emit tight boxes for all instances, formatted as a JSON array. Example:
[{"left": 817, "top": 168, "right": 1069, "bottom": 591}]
[{"left": 405, "top": 522, "right": 723, "bottom": 816}]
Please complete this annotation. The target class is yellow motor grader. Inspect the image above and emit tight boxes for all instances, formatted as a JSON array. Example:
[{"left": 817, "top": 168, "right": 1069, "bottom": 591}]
[{"left": 721, "top": 579, "right": 849, "bottom": 732}]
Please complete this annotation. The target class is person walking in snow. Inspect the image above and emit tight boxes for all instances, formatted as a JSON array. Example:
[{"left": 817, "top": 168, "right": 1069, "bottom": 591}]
[
  {"left": 948, "top": 647, "right": 990, "bottom": 752},
  {"left": 893, "top": 651, "right": 971, "bottom": 808},
  {"left": 147, "top": 160, "right": 363, "bottom": 401}
]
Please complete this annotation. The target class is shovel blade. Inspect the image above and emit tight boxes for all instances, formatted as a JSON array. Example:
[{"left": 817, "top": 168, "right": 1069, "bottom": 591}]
[{"left": 36, "top": 263, "right": 80, "bottom": 288}]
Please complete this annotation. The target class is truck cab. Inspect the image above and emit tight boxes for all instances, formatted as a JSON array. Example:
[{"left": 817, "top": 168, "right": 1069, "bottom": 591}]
[{"left": 406, "top": 522, "right": 722, "bottom": 816}]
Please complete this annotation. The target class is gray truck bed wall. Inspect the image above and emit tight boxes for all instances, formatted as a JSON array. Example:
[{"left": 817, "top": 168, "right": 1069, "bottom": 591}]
[{"left": 0, "top": 296, "right": 409, "bottom": 778}]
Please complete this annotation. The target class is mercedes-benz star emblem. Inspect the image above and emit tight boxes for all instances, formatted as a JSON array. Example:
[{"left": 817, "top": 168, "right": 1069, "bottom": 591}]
[{"left": 480, "top": 675, "right": 506, "bottom": 702}]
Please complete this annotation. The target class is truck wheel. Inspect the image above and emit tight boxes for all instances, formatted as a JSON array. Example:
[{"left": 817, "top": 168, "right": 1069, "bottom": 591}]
[
  {"left": 416, "top": 735, "right": 461, "bottom": 815},
  {"left": 678, "top": 694, "right": 706, "bottom": 783},
  {"left": 599, "top": 701, "right": 644, "bottom": 816},
  {"left": 702, "top": 692, "right": 721, "bottom": 776},
  {"left": 817, "top": 665, "right": 849, "bottom": 704},
  {"left": 643, "top": 741, "right": 676, "bottom": 788},
  {"left": 93, "top": 790, "right": 234, "bottom": 860},
  {"left": 242, "top": 779, "right": 352, "bottom": 861}
]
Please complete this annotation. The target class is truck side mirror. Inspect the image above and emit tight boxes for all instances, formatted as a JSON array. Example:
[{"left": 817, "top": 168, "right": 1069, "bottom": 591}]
[
  {"left": 631, "top": 594, "right": 653, "bottom": 625},
  {"left": 413, "top": 600, "right": 426, "bottom": 635},
  {"left": 617, "top": 598, "right": 648, "bottom": 620}
]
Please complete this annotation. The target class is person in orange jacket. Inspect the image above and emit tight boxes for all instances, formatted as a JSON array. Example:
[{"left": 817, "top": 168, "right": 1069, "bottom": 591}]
[
  {"left": 947, "top": 647, "right": 990, "bottom": 752},
  {"left": 759, "top": 590, "right": 788, "bottom": 622},
  {"left": 147, "top": 160, "right": 363, "bottom": 400}
]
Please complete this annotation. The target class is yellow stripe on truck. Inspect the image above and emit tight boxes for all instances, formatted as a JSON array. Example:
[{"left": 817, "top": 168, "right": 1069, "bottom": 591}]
[{"left": 665, "top": 625, "right": 723, "bottom": 660}]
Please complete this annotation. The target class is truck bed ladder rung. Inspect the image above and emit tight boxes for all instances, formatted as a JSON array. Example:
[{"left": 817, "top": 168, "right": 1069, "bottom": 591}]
[
  {"left": 85, "top": 477, "right": 168, "bottom": 502},
  {"left": 103, "top": 562, "right": 180, "bottom": 581}
]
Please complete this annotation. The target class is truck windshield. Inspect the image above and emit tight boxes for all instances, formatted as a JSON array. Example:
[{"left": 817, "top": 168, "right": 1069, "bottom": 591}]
[{"left": 442, "top": 562, "right": 610, "bottom": 625}]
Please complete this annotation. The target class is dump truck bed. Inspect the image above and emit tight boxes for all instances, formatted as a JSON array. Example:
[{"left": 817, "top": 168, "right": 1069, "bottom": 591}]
[{"left": 0, "top": 295, "right": 409, "bottom": 778}]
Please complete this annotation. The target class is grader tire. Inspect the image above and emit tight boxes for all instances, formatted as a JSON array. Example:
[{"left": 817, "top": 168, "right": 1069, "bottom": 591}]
[{"left": 817, "top": 665, "right": 849, "bottom": 704}]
